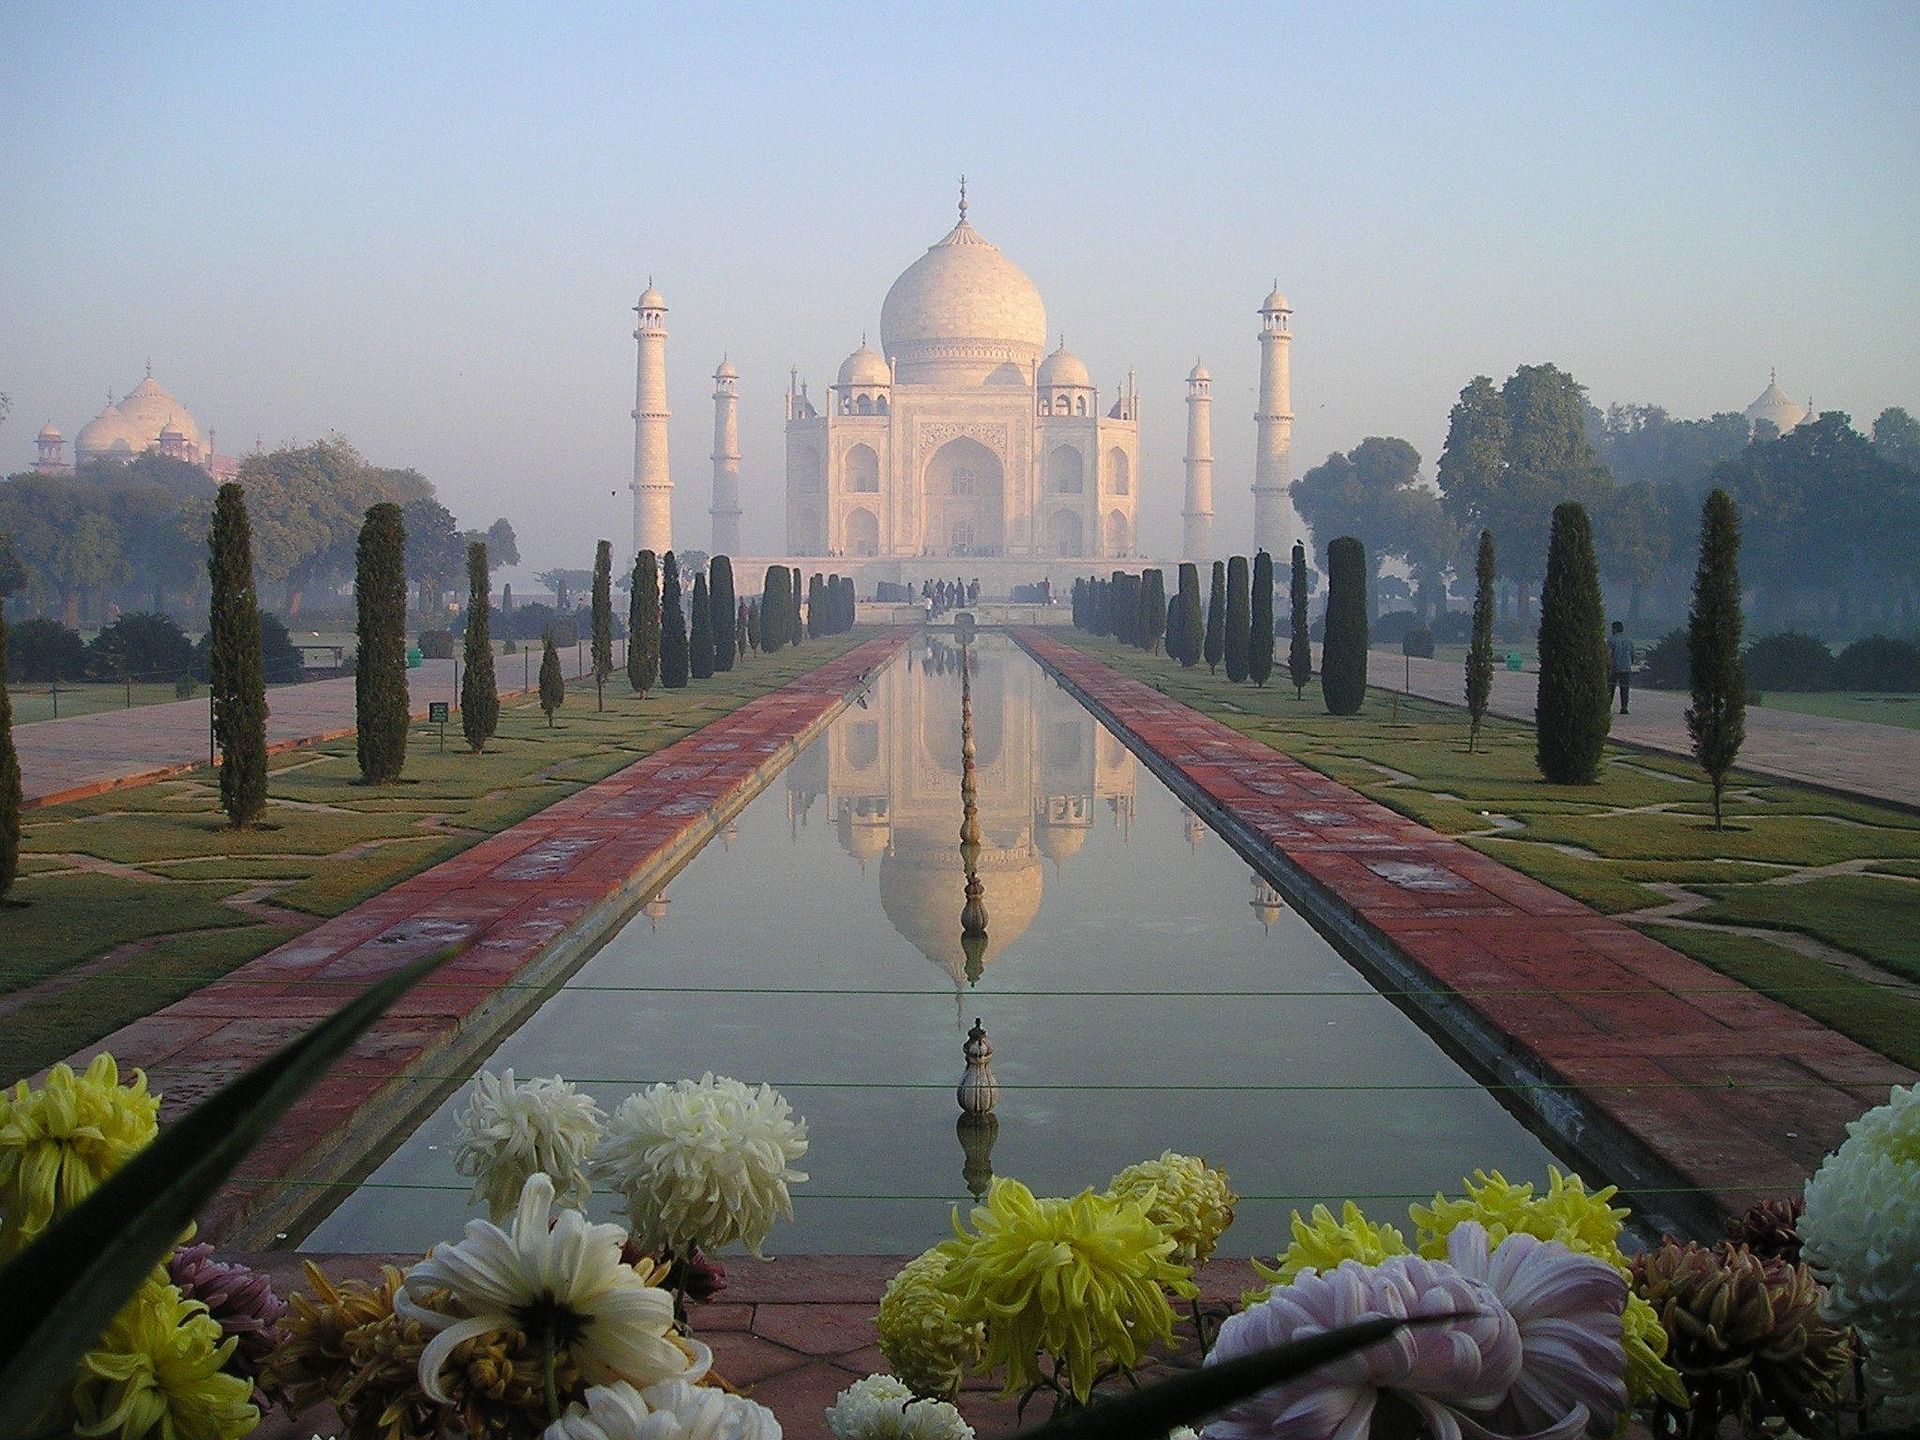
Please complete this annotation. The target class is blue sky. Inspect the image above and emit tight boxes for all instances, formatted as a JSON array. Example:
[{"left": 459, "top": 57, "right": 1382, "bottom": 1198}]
[{"left": 3, "top": 1, "right": 1916, "bottom": 569}]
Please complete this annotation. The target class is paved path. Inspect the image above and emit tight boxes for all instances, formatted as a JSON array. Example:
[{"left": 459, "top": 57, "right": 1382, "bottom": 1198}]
[
  {"left": 1367, "top": 647, "right": 1920, "bottom": 810},
  {"left": 1024, "top": 631, "right": 1910, "bottom": 1234},
  {"left": 15, "top": 640, "right": 623, "bottom": 808},
  {"left": 53, "top": 633, "right": 903, "bottom": 1245}
]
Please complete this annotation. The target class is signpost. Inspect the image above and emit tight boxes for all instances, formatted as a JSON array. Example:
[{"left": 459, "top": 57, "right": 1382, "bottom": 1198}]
[{"left": 429, "top": 700, "right": 450, "bottom": 752}]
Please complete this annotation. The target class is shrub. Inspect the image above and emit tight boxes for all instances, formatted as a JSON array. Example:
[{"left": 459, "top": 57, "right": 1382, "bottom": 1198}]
[
  {"left": 461, "top": 541, "right": 498, "bottom": 751},
  {"left": 1173, "top": 563, "right": 1203, "bottom": 667},
  {"left": 661, "top": 552, "right": 688, "bottom": 687},
  {"left": 192, "top": 612, "right": 305, "bottom": 686},
  {"left": 1225, "top": 556, "right": 1250, "bottom": 681},
  {"left": 1250, "top": 550, "right": 1275, "bottom": 687},
  {"left": 689, "top": 573, "right": 714, "bottom": 680},
  {"left": 538, "top": 631, "right": 564, "bottom": 725},
  {"left": 1372, "top": 610, "right": 1425, "bottom": 643},
  {"left": 1288, "top": 544, "right": 1312, "bottom": 698},
  {"left": 1204, "top": 562, "right": 1226, "bottom": 673},
  {"left": 1466, "top": 529, "right": 1496, "bottom": 753},
  {"left": 1639, "top": 629, "right": 1691, "bottom": 690},
  {"left": 1401, "top": 627, "right": 1435, "bottom": 658},
  {"left": 761, "top": 566, "right": 787, "bottom": 654},
  {"left": 1833, "top": 635, "right": 1920, "bottom": 692},
  {"left": 1320, "top": 536, "right": 1368, "bottom": 715},
  {"left": 710, "top": 556, "right": 735, "bottom": 671},
  {"left": 628, "top": 551, "right": 659, "bottom": 696},
  {"left": 1535, "top": 501, "right": 1609, "bottom": 784},
  {"left": 4, "top": 617, "right": 86, "bottom": 682},
  {"left": 418, "top": 629, "right": 455, "bottom": 660},
  {"left": 208, "top": 483, "right": 268, "bottom": 826},
  {"left": 355, "top": 501, "right": 410, "bottom": 784},
  {"left": 1687, "top": 488, "right": 1747, "bottom": 830},
  {"left": 591, "top": 539, "right": 614, "bottom": 692},
  {"left": 1434, "top": 609, "right": 1473, "bottom": 645},
  {"left": 1742, "top": 632, "right": 1833, "bottom": 692},
  {"left": 86, "top": 613, "right": 192, "bottom": 680},
  {"left": 1139, "top": 569, "right": 1166, "bottom": 654}
]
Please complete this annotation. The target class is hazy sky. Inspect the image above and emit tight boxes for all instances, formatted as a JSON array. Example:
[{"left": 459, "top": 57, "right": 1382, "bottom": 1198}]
[{"left": 4, "top": 2, "right": 1917, "bottom": 574}]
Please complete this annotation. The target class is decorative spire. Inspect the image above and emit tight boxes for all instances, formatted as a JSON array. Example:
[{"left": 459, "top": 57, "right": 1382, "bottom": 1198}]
[
  {"left": 958, "top": 175, "right": 968, "bottom": 223},
  {"left": 145, "top": 357, "right": 152, "bottom": 378}
]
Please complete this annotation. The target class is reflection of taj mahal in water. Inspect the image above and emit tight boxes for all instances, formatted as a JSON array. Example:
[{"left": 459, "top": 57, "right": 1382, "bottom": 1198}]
[{"left": 784, "top": 635, "right": 1137, "bottom": 982}]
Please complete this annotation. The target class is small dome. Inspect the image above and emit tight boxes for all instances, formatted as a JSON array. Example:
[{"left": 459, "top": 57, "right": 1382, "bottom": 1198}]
[
  {"left": 837, "top": 343, "right": 890, "bottom": 389},
  {"left": 1261, "top": 285, "right": 1290, "bottom": 313},
  {"left": 38, "top": 422, "right": 61, "bottom": 441},
  {"left": 75, "top": 404, "right": 143, "bottom": 458},
  {"left": 638, "top": 285, "right": 667, "bottom": 311},
  {"left": 714, "top": 358, "right": 738, "bottom": 380},
  {"left": 1187, "top": 361, "right": 1211, "bottom": 383},
  {"left": 1037, "top": 342, "right": 1091, "bottom": 391}
]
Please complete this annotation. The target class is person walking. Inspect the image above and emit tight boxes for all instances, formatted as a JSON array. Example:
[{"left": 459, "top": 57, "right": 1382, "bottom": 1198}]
[{"left": 1607, "top": 621, "right": 1635, "bottom": 715}]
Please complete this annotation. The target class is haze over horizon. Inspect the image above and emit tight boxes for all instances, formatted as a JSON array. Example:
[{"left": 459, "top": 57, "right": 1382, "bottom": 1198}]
[{"left": 4, "top": 1, "right": 1916, "bottom": 574}]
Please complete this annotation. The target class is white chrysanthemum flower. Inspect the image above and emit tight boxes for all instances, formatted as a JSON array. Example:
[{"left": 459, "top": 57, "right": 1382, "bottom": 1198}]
[
  {"left": 453, "top": 1068, "right": 605, "bottom": 1221},
  {"left": 595, "top": 1074, "right": 808, "bottom": 1258},
  {"left": 545, "top": 1378, "right": 781, "bottom": 1440},
  {"left": 825, "top": 1374, "right": 974, "bottom": 1440},
  {"left": 397, "top": 1172, "right": 709, "bottom": 1404},
  {"left": 1802, "top": 1083, "right": 1920, "bottom": 1415}
]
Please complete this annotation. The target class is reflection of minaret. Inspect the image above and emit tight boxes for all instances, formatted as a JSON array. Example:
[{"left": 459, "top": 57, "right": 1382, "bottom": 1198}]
[
  {"left": 1183, "top": 361, "right": 1214, "bottom": 563},
  {"left": 1252, "top": 284, "right": 1294, "bottom": 557},
  {"left": 1250, "top": 872, "right": 1285, "bottom": 932},
  {"left": 642, "top": 891, "right": 670, "bottom": 931},
  {"left": 1183, "top": 808, "right": 1208, "bottom": 850},
  {"left": 710, "top": 358, "right": 742, "bottom": 554},
  {"left": 632, "top": 283, "right": 673, "bottom": 557}
]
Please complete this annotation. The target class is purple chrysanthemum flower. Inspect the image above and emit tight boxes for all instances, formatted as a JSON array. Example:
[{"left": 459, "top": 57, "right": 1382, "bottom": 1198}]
[{"left": 167, "top": 1241, "right": 288, "bottom": 1404}]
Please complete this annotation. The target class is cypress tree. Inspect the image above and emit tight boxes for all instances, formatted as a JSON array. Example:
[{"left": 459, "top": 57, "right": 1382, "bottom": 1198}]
[
  {"left": 461, "top": 541, "right": 498, "bottom": 752},
  {"left": 501, "top": 582, "right": 513, "bottom": 617},
  {"left": 748, "top": 599, "right": 762, "bottom": 653},
  {"left": 1175, "top": 562, "right": 1204, "bottom": 668},
  {"left": 1140, "top": 569, "right": 1166, "bottom": 654},
  {"left": 1288, "top": 543, "right": 1312, "bottom": 699},
  {"left": 591, "top": 539, "right": 613, "bottom": 711},
  {"left": 1534, "top": 502, "right": 1609, "bottom": 783},
  {"left": 1203, "top": 561, "right": 1226, "bottom": 674},
  {"left": 689, "top": 573, "right": 715, "bottom": 679},
  {"left": 538, "top": 631, "right": 564, "bottom": 726},
  {"left": 760, "top": 566, "right": 786, "bottom": 654},
  {"left": 790, "top": 567, "right": 804, "bottom": 646},
  {"left": 661, "top": 551, "right": 689, "bottom": 687},
  {"left": 628, "top": 550, "right": 659, "bottom": 696},
  {"left": 710, "top": 556, "right": 735, "bottom": 671},
  {"left": 737, "top": 601, "right": 751, "bottom": 657},
  {"left": 1321, "top": 536, "right": 1369, "bottom": 715},
  {"left": 0, "top": 609, "right": 21, "bottom": 902},
  {"left": 1225, "top": 555, "right": 1251, "bottom": 682},
  {"left": 354, "top": 501, "right": 409, "bottom": 783},
  {"left": 807, "top": 574, "right": 824, "bottom": 638},
  {"left": 209, "top": 482, "right": 269, "bottom": 822},
  {"left": 1466, "top": 529, "right": 1496, "bottom": 752},
  {"left": 1250, "top": 549, "right": 1275, "bottom": 687},
  {"left": 1687, "top": 490, "right": 1747, "bottom": 829}
]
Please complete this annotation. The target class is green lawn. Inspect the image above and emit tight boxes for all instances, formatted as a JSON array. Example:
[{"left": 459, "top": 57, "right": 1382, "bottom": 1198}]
[
  {"left": 9, "top": 680, "right": 202, "bottom": 725},
  {"left": 1751, "top": 691, "right": 1920, "bottom": 731},
  {"left": 1, "top": 634, "right": 870, "bottom": 1082},
  {"left": 1060, "top": 633, "right": 1920, "bottom": 1068}
]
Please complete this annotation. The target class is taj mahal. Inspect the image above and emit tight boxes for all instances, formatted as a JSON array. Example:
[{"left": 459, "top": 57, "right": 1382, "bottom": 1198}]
[{"left": 627, "top": 184, "right": 1300, "bottom": 588}]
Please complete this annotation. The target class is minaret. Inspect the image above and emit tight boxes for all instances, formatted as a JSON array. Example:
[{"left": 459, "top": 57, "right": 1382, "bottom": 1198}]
[
  {"left": 710, "top": 357, "right": 742, "bottom": 555},
  {"left": 631, "top": 282, "right": 672, "bottom": 556},
  {"left": 1183, "top": 361, "right": 1214, "bottom": 562},
  {"left": 1252, "top": 282, "right": 1295, "bottom": 556}
]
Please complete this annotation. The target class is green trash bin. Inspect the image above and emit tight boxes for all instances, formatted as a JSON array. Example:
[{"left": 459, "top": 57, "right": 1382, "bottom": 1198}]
[
  {"left": 406, "top": 647, "right": 423, "bottom": 669},
  {"left": 1505, "top": 652, "right": 1524, "bottom": 672}
]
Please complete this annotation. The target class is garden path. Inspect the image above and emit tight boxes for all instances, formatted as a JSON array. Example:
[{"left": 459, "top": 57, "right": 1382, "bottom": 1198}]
[{"left": 1366, "top": 648, "right": 1920, "bottom": 809}]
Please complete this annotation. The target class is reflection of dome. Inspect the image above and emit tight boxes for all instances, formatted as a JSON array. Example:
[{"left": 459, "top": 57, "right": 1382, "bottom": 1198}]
[
  {"left": 837, "top": 805, "right": 891, "bottom": 864},
  {"left": 880, "top": 201, "right": 1047, "bottom": 385},
  {"left": 837, "top": 343, "right": 890, "bottom": 388},
  {"left": 1034, "top": 821, "right": 1087, "bottom": 862},
  {"left": 878, "top": 841, "right": 1044, "bottom": 981},
  {"left": 1037, "top": 342, "right": 1090, "bottom": 391}
]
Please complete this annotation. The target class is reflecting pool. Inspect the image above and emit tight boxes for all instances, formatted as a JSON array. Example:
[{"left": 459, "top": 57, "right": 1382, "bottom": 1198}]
[{"left": 307, "top": 633, "right": 1558, "bottom": 1255}]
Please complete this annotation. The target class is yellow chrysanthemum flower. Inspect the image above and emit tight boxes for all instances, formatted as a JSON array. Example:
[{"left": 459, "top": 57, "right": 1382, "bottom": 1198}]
[
  {"left": 875, "top": 1247, "right": 986, "bottom": 1400},
  {"left": 935, "top": 1178, "right": 1196, "bottom": 1402},
  {"left": 0, "top": 1053, "right": 159, "bottom": 1257},
  {"left": 70, "top": 1280, "right": 258, "bottom": 1440},
  {"left": 1248, "top": 1201, "right": 1411, "bottom": 1298},
  {"left": 1411, "top": 1168, "right": 1686, "bottom": 1410},
  {"left": 1106, "top": 1151, "right": 1239, "bottom": 1267}
]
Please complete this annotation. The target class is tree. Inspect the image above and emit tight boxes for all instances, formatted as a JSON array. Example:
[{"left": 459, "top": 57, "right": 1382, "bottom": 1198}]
[
  {"left": 0, "top": 534, "right": 26, "bottom": 601},
  {"left": 402, "top": 496, "right": 465, "bottom": 616},
  {"left": 485, "top": 518, "right": 520, "bottom": 569},
  {"left": 1534, "top": 502, "right": 1609, "bottom": 784},
  {"left": 1139, "top": 569, "right": 1166, "bottom": 654},
  {"left": 591, "top": 539, "right": 613, "bottom": 710},
  {"left": 1249, "top": 550, "right": 1275, "bottom": 687},
  {"left": 461, "top": 541, "right": 498, "bottom": 752},
  {"left": 1320, "top": 537, "right": 1369, "bottom": 715},
  {"left": 1466, "top": 530, "right": 1496, "bottom": 752},
  {"left": 1203, "top": 561, "right": 1226, "bottom": 673},
  {"left": 354, "top": 502, "right": 410, "bottom": 784},
  {"left": 689, "top": 573, "right": 714, "bottom": 680},
  {"left": 1225, "top": 556, "right": 1251, "bottom": 682},
  {"left": 1291, "top": 437, "right": 1449, "bottom": 618},
  {"left": 790, "top": 567, "right": 804, "bottom": 646},
  {"left": 1173, "top": 563, "right": 1203, "bottom": 667},
  {"left": 806, "top": 574, "right": 824, "bottom": 639},
  {"left": 1288, "top": 544, "right": 1312, "bottom": 699},
  {"left": 760, "top": 566, "right": 787, "bottom": 654},
  {"left": 1871, "top": 406, "right": 1920, "bottom": 470},
  {"left": 1687, "top": 491, "right": 1747, "bottom": 829},
  {"left": 536, "top": 568, "right": 593, "bottom": 612},
  {"left": 627, "top": 551, "right": 659, "bottom": 696},
  {"left": 710, "top": 556, "right": 736, "bottom": 671},
  {"left": 736, "top": 600, "right": 750, "bottom": 659},
  {"left": 661, "top": 552, "right": 689, "bottom": 688},
  {"left": 0, "top": 606, "right": 21, "bottom": 903},
  {"left": 747, "top": 599, "right": 762, "bottom": 654},
  {"left": 86, "top": 612, "right": 192, "bottom": 680},
  {"left": 208, "top": 483, "right": 268, "bottom": 825},
  {"left": 538, "top": 631, "right": 564, "bottom": 726}
]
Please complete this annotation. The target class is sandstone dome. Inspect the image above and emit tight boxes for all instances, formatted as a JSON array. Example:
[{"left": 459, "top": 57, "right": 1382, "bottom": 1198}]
[
  {"left": 1037, "top": 342, "right": 1091, "bottom": 391},
  {"left": 115, "top": 375, "right": 203, "bottom": 454},
  {"left": 880, "top": 210, "right": 1047, "bottom": 386},
  {"left": 837, "top": 343, "right": 890, "bottom": 389}
]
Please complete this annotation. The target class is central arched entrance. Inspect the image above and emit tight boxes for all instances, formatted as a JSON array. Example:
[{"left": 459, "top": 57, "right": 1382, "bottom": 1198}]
[{"left": 921, "top": 436, "right": 1005, "bottom": 556}]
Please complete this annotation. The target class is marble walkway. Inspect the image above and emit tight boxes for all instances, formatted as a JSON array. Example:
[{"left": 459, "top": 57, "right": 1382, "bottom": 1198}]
[
  {"left": 1023, "top": 630, "right": 1911, "bottom": 1234},
  {"left": 1366, "top": 647, "right": 1920, "bottom": 810}
]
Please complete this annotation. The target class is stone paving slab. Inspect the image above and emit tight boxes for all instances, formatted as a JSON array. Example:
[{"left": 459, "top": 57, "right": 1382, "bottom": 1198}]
[
  {"left": 1367, "top": 647, "right": 1920, "bottom": 810},
  {"left": 1020, "top": 630, "right": 1912, "bottom": 1228},
  {"left": 242, "top": 1251, "right": 1254, "bottom": 1440},
  {"left": 49, "top": 634, "right": 904, "bottom": 1244}
]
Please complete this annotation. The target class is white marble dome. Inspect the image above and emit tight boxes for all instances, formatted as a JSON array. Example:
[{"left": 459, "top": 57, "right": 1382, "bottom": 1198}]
[
  {"left": 115, "top": 375, "right": 204, "bottom": 455},
  {"left": 1037, "top": 341, "right": 1091, "bottom": 391},
  {"left": 1745, "top": 374, "right": 1808, "bottom": 436},
  {"left": 837, "top": 343, "right": 890, "bottom": 388},
  {"left": 881, "top": 211, "right": 1047, "bottom": 386},
  {"left": 75, "top": 404, "right": 143, "bottom": 461}
]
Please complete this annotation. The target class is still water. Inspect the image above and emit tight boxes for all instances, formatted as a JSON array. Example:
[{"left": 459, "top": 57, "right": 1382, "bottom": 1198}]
[{"left": 307, "top": 633, "right": 1558, "bottom": 1255}]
